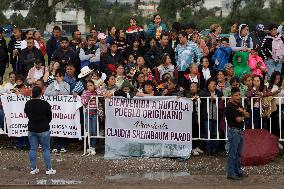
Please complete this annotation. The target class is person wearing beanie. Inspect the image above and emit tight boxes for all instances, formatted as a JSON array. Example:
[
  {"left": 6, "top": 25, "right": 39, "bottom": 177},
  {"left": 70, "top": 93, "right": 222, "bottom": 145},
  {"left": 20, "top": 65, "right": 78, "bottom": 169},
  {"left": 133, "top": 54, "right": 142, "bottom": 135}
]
[{"left": 251, "top": 24, "right": 266, "bottom": 50}]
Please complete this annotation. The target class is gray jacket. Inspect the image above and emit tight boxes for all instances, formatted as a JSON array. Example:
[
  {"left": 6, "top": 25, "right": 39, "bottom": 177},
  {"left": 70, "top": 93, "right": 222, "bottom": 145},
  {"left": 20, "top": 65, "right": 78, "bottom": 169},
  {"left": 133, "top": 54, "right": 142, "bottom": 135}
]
[{"left": 44, "top": 81, "right": 70, "bottom": 96}]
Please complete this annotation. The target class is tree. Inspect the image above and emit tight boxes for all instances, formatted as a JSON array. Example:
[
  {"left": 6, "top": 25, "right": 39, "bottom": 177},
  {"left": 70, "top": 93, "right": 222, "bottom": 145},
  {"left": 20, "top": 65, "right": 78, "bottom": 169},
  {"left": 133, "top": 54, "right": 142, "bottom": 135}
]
[
  {"left": 5, "top": 0, "right": 82, "bottom": 32},
  {"left": 158, "top": 0, "right": 204, "bottom": 27}
]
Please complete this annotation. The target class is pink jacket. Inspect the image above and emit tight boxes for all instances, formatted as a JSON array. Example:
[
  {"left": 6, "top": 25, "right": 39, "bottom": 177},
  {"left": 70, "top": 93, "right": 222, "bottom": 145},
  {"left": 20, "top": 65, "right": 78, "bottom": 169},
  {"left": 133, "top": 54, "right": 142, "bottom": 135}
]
[{"left": 248, "top": 54, "right": 267, "bottom": 77}]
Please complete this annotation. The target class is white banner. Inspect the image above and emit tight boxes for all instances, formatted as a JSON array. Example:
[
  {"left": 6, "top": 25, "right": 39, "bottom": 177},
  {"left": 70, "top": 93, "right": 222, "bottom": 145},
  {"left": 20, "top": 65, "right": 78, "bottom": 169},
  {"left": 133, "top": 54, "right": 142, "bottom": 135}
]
[
  {"left": 1, "top": 94, "right": 82, "bottom": 139},
  {"left": 104, "top": 97, "right": 193, "bottom": 159}
]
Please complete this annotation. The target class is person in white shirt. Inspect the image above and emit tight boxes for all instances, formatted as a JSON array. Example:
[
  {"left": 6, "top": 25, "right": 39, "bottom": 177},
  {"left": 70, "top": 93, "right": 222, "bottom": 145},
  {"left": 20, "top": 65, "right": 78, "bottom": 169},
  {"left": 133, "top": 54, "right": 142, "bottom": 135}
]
[
  {"left": 21, "top": 30, "right": 40, "bottom": 50},
  {"left": 4, "top": 72, "right": 17, "bottom": 93}
]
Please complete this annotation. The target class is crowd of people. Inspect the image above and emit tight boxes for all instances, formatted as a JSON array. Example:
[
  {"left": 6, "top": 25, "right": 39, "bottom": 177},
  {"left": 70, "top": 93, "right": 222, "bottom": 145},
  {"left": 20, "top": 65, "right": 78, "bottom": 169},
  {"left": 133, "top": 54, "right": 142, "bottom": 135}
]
[{"left": 0, "top": 14, "right": 284, "bottom": 158}]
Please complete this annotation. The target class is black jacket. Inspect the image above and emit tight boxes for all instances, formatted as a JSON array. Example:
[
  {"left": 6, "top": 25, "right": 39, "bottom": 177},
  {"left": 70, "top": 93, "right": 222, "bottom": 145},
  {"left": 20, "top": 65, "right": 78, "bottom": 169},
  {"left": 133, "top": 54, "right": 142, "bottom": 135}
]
[
  {"left": 103, "top": 52, "right": 123, "bottom": 74},
  {"left": 124, "top": 46, "right": 144, "bottom": 60},
  {"left": 24, "top": 99, "right": 52, "bottom": 133},
  {"left": 19, "top": 47, "right": 44, "bottom": 67},
  {"left": 52, "top": 47, "right": 77, "bottom": 70},
  {"left": 251, "top": 31, "right": 266, "bottom": 50},
  {"left": 144, "top": 47, "right": 160, "bottom": 69},
  {"left": 46, "top": 35, "right": 61, "bottom": 63},
  {"left": 156, "top": 44, "right": 176, "bottom": 66},
  {"left": 0, "top": 38, "right": 9, "bottom": 64}
]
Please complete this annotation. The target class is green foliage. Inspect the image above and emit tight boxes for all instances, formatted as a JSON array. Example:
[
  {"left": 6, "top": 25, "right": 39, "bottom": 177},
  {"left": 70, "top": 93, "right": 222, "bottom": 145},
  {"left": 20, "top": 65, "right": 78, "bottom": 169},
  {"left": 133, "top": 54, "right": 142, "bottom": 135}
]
[
  {"left": 82, "top": 0, "right": 145, "bottom": 31},
  {"left": 1, "top": 0, "right": 283, "bottom": 33},
  {"left": 9, "top": 13, "right": 25, "bottom": 28}
]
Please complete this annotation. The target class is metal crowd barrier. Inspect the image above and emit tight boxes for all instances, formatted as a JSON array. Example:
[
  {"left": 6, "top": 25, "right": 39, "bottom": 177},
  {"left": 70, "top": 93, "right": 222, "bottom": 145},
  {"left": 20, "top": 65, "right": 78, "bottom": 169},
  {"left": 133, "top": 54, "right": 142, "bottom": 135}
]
[
  {"left": 82, "top": 96, "right": 284, "bottom": 155},
  {"left": 0, "top": 96, "right": 283, "bottom": 155}
]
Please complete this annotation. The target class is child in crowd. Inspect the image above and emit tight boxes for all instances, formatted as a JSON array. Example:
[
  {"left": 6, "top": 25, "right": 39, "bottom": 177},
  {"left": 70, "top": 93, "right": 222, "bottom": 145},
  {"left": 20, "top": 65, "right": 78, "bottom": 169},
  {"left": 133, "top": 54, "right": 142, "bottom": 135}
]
[
  {"left": 64, "top": 64, "right": 77, "bottom": 92},
  {"left": 136, "top": 80, "right": 157, "bottom": 97},
  {"left": 233, "top": 51, "right": 251, "bottom": 79},
  {"left": 12, "top": 75, "right": 32, "bottom": 96},
  {"left": 141, "top": 65, "right": 153, "bottom": 81},
  {"left": 135, "top": 56, "right": 146, "bottom": 72},
  {"left": 132, "top": 72, "right": 145, "bottom": 92},
  {"left": 114, "top": 80, "right": 136, "bottom": 98},
  {"left": 248, "top": 49, "right": 267, "bottom": 78},
  {"left": 92, "top": 71, "right": 104, "bottom": 92},
  {"left": 104, "top": 42, "right": 123, "bottom": 74},
  {"left": 161, "top": 77, "right": 180, "bottom": 96},
  {"left": 81, "top": 80, "right": 98, "bottom": 155},
  {"left": 45, "top": 70, "right": 70, "bottom": 96},
  {"left": 125, "top": 54, "right": 136, "bottom": 74},
  {"left": 157, "top": 73, "right": 171, "bottom": 93}
]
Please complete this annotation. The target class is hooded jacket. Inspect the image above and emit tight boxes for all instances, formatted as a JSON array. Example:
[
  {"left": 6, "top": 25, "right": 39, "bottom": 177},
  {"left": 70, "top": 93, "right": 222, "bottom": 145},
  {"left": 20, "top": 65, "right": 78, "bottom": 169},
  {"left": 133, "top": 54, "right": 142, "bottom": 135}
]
[
  {"left": 212, "top": 45, "right": 232, "bottom": 71},
  {"left": 229, "top": 24, "right": 253, "bottom": 52},
  {"left": 232, "top": 51, "right": 251, "bottom": 78},
  {"left": 247, "top": 52, "right": 267, "bottom": 77}
]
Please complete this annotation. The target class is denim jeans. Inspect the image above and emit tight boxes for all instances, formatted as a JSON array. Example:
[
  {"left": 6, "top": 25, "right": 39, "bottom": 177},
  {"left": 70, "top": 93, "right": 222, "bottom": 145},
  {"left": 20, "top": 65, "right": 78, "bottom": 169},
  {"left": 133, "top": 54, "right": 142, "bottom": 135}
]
[
  {"left": 0, "top": 109, "right": 4, "bottom": 130},
  {"left": 227, "top": 127, "right": 243, "bottom": 177},
  {"left": 265, "top": 59, "right": 282, "bottom": 80},
  {"left": 203, "top": 119, "right": 219, "bottom": 154},
  {"left": 28, "top": 131, "right": 52, "bottom": 170},
  {"left": 253, "top": 108, "right": 261, "bottom": 129},
  {"left": 85, "top": 113, "right": 98, "bottom": 148}
]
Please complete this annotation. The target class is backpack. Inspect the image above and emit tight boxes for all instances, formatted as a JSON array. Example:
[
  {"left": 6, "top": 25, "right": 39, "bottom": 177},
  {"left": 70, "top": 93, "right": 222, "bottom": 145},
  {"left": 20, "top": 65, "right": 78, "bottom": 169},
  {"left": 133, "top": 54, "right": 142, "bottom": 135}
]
[{"left": 272, "top": 35, "right": 284, "bottom": 61}]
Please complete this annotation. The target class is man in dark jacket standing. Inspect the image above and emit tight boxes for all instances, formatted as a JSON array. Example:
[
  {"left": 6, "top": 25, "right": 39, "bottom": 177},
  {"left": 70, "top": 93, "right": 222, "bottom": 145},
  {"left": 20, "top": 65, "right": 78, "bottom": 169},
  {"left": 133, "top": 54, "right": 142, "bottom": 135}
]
[
  {"left": 0, "top": 28, "right": 9, "bottom": 79},
  {"left": 46, "top": 26, "right": 62, "bottom": 65},
  {"left": 19, "top": 37, "right": 44, "bottom": 78},
  {"left": 24, "top": 86, "right": 56, "bottom": 175}
]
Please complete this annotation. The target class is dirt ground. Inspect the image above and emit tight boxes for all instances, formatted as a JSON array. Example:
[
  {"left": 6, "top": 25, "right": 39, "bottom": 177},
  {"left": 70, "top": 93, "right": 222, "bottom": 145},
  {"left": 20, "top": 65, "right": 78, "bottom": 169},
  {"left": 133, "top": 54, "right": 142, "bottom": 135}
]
[{"left": 0, "top": 145, "right": 284, "bottom": 189}]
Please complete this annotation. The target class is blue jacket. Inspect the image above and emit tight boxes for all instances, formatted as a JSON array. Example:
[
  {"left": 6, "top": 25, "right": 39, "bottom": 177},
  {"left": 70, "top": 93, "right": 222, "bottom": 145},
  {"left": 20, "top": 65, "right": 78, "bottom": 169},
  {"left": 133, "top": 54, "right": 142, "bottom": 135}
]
[
  {"left": 212, "top": 45, "right": 232, "bottom": 71},
  {"left": 146, "top": 22, "right": 168, "bottom": 38}
]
